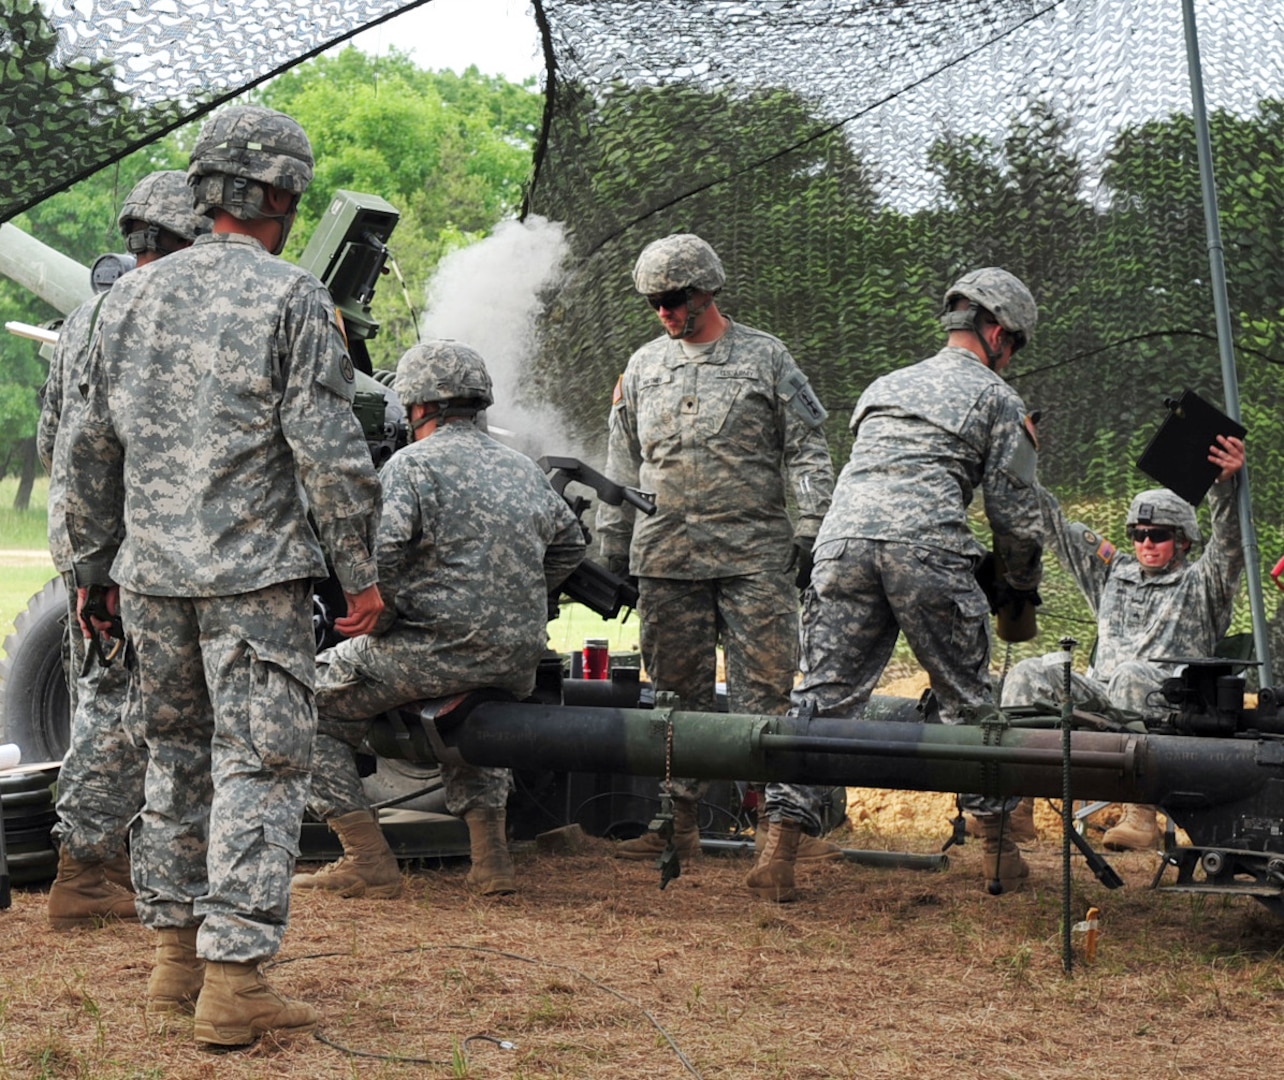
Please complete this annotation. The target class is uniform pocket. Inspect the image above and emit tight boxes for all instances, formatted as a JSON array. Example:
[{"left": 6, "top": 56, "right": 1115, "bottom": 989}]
[{"left": 244, "top": 637, "right": 316, "bottom": 775}]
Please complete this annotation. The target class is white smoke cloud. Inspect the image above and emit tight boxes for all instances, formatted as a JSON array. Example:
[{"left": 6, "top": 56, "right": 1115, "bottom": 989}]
[{"left": 419, "top": 215, "right": 585, "bottom": 461}]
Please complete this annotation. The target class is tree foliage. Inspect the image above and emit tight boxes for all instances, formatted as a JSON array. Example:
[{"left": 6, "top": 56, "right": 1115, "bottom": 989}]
[{"left": 254, "top": 48, "right": 542, "bottom": 368}]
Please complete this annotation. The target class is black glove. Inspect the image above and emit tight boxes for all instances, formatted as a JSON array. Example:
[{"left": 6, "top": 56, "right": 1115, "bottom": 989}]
[
  {"left": 793, "top": 537, "right": 815, "bottom": 592},
  {"left": 975, "top": 552, "right": 1000, "bottom": 614},
  {"left": 605, "top": 554, "right": 630, "bottom": 578},
  {"left": 994, "top": 582, "right": 1043, "bottom": 619}
]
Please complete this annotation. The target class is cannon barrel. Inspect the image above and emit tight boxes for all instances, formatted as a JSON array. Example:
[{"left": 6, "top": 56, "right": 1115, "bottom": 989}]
[
  {"left": 0, "top": 222, "right": 93, "bottom": 317},
  {"left": 425, "top": 693, "right": 1284, "bottom": 859}
]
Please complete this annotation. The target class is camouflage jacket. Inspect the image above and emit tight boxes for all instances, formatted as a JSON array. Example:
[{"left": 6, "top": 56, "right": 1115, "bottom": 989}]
[
  {"left": 38, "top": 294, "right": 105, "bottom": 572},
  {"left": 815, "top": 345, "right": 1043, "bottom": 590},
  {"left": 1037, "top": 479, "right": 1243, "bottom": 681},
  {"left": 373, "top": 422, "right": 585, "bottom": 684},
  {"left": 596, "top": 318, "right": 833, "bottom": 579},
  {"left": 65, "top": 232, "right": 380, "bottom": 597}
]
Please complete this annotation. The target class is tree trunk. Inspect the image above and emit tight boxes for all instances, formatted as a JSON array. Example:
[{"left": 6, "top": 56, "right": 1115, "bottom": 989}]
[{"left": 13, "top": 435, "right": 37, "bottom": 510}]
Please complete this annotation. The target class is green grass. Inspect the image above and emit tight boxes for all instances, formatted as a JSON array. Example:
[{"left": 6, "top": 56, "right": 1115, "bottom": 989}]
[
  {"left": 547, "top": 600, "right": 642, "bottom": 656},
  {"left": 0, "top": 474, "right": 50, "bottom": 549},
  {"left": 0, "top": 475, "right": 55, "bottom": 643}
]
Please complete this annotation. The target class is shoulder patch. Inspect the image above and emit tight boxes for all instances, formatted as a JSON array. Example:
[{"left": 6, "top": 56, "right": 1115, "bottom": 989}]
[{"left": 340, "top": 354, "right": 355, "bottom": 383}]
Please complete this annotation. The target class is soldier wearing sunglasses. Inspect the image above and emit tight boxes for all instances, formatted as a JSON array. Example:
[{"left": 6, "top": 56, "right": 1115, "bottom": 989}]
[
  {"left": 1000, "top": 434, "right": 1245, "bottom": 852},
  {"left": 597, "top": 233, "right": 837, "bottom": 898}
]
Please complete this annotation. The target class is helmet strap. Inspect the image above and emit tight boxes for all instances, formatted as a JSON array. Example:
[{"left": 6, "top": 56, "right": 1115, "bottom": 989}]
[{"left": 680, "top": 290, "right": 714, "bottom": 338}]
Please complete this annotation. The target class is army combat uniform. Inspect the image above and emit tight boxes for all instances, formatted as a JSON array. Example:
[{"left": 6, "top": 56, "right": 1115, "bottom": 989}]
[
  {"left": 65, "top": 231, "right": 381, "bottom": 964},
  {"left": 1000, "top": 481, "right": 1243, "bottom": 714},
  {"left": 793, "top": 345, "right": 1043, "bottom": 723},
  {"left": 597, "top": 318, "right": 835, "bottom": 830},
  {"left": 38, "top": 294, "right": 144, "bottom": 866},
  {"left": 307, "top": 421, "right": 586, "bottom": 819}
]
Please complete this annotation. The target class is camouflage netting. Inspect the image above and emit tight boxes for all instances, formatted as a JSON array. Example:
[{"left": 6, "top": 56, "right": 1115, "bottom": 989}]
[
  {"left": 0, "top": 0, "right": 432, "bottom": 221},
  {"left": 6, "top": 0, "right": 1284, "bottom": 660},
  {"left": 521, "top": 0, "right": 1284, "bottom": 657}
]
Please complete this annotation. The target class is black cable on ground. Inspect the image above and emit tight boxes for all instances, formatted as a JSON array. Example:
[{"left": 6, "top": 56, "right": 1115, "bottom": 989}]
[{"left": 269, "top": 943, "right": 705, "bottom": 1077}]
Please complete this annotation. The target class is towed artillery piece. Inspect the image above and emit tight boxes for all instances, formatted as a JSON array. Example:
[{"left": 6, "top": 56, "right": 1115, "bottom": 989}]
[{"left": 4, "top": 206, "right": 1284, "bottom": 918}]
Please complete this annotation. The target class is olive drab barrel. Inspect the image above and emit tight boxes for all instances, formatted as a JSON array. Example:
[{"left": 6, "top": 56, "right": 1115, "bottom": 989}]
[
  {"left": 410, "top": 661, "right": 1284, "bottom": 918},
  {"left": 0, "top": 221, "right": 94, "bottom": 317}
]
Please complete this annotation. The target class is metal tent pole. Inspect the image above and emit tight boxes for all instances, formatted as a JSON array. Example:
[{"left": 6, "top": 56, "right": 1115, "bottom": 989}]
[{"left": 1181, "top": 0, "right": 1272, "bottom": 687}]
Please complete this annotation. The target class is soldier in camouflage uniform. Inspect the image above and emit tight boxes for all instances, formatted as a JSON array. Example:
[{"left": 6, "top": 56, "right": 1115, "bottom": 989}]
[
  {"left": 596, "top": 234, "right": 837, "bottom": 901},
  {"left": 38, "top": 171, "right": 207, "bottom": 931},
  {"left": 789, "top": 268, "right": 1044, "bottom": 894},
  {"left": 63, "top": 106, "right": 383, "bottom": 1049},
  {"left": 292, "top": 340, "right": 585, "bottom": 899},
  {"left": 1001, "top": 446, "right": 1244, "bottom": 851}
]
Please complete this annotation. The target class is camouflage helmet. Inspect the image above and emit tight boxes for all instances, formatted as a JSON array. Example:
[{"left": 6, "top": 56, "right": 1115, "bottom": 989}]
[
  {"left": 117, "top": 170, "right": 208, "bottom": 252},
  {"left": 1127, "top": 488, "right": 1201, "bottom": 546},
  {"left": 393, "top": 340, "right": 494, "bottom": 410},
  {"left": 188, "top": 105, "right": 314, "bottom": 219},
  {"left": 941, "top": 267, "right": 1038, "bottom": 350},
  {"left": 632, "top": 234, "right": 726, "bottom": 295}
]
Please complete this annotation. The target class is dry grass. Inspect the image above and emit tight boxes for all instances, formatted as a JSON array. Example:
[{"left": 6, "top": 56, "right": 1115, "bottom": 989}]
[
  {"left": 6, "top": 670, "right": 1284, "bottom": 1077},
  {"left": 4, "top": 807, "right": 1284, "bottom": 1080}
]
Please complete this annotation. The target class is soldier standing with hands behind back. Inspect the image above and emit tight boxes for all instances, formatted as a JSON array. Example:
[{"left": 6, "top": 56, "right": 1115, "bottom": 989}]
[
  {"left": 64, "top": 105, "right": 383, "bottom": 1050},
  {"left": 597, "top": 234, "right": 837, "bottom": 901}
]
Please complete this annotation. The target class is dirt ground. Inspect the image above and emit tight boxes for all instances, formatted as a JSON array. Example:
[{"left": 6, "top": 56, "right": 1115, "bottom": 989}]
[{"left": 4, "top": 672, "right": 1284, "bottom": 1078}]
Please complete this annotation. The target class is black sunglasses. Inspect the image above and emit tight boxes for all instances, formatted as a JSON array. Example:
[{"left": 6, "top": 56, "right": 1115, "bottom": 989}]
[
  {"left": 1127, "top": 526, "right": 1174, "bottom": 544},
  {"left": 645, "top": 288, "right": 691, "bottom": 311}
]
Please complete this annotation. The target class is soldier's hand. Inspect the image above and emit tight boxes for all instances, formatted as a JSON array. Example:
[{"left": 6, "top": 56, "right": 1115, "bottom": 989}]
[
  {"left": 336, "top": 583, "right": 384, "bottom": 637},
  {"left": 76, "top": 584, "right": 120, "bottom": 639},
  {"left": 1210, "top": 433, "right": 1245, "bottom": 483},
  {"left": 605, "top": 554, "right": 630, "bottom": 578}
]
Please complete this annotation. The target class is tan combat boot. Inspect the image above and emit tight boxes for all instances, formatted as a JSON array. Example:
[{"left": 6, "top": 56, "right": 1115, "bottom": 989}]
[
  {"left": 102, "top": 848, "right": 135, "bottom": 892},
  {"left": 1103, "top": 804, "right": 1162, "bottom": 851},
  {"left": 193, "top": 960, "right": 319, "bottom": 1049},
  {"left": 754, "top": 819, "right": 844, "bottom": 862},
  {"left": 966, "top": 798, "right": 1038, "bottom": 845},
  {"left": 979, "top": 814, "right": 1030, "bottom": 894},
  {"left": 291, "top": 809, "right": 402, "bottom": 899},
  {"left": 146, "top": 926, "right": 204, "bottom": 1030},
  {"left": 745, "top": 818, "right": 802, "bottom": 902},
  {"left": 47, "top": 848, "right": 139, "bottom": 930},
  {"left": 464, "top": 807, "right": 516, "bottom": 895},
  {"left": 613, "top": 796, "right": 701, "bottom": 862}
]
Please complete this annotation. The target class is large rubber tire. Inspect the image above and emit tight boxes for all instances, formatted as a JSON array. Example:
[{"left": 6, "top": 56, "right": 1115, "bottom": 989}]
[{"left": 0, "top": 577, "right": 71, "bottom": 763}]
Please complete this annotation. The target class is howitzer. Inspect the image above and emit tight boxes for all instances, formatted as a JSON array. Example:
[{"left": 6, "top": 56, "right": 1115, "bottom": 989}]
[
  {"left": 539, "top": 455, "right": 656, "bottom": 620},
  {"left": 378, "top": 656, "right": 1284, "bottom": 916}
]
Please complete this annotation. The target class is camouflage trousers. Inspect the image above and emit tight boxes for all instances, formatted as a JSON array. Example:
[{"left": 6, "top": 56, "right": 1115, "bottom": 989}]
[
  {"left": 793, "top": 538, "right": 993, "bottom": 724},
  {"left": 639, "top": 572, "right": 831, "bottom": 834},
  {"left": 53, "top": 570, "right": 146, "bottom": 863},
  {"left": 309, "top": 627, "right": 521, "bottom": 820},
  {"left": 120, "top": 580, "right": 315, "bottom": 964},
  {"left": 1001, "top": 656, "right": 1161, "bottom": 715}
]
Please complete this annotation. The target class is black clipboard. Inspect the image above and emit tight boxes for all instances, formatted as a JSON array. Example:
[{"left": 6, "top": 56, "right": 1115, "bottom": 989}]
[{"left": 1135, "top": 389, "right": 1245, "bottom": 506}]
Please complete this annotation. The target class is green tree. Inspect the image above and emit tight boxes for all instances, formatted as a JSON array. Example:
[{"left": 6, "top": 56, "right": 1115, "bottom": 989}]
[{"left": 255, "top": 48, "right": 542, "bottom": 368}]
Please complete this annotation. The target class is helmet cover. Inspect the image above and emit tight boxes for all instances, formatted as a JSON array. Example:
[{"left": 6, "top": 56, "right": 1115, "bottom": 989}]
[
  {"left": 117, "top": 170, "right": 208, "bottom": 242},
  {"left": 187, "top": 106, "right": 313, "bottom": 218},
  {"left": 941, "top": 267, "right": 1038, "bottom": 349},
  {"left": 393, "top": 340, "right": 494, "bottom": 409},
  {"left": 632, "top": 233, "right": 726, "bottom": 295},
  {"left": 1127, "top": 488, "right": 1201, "bottom": 546}
]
